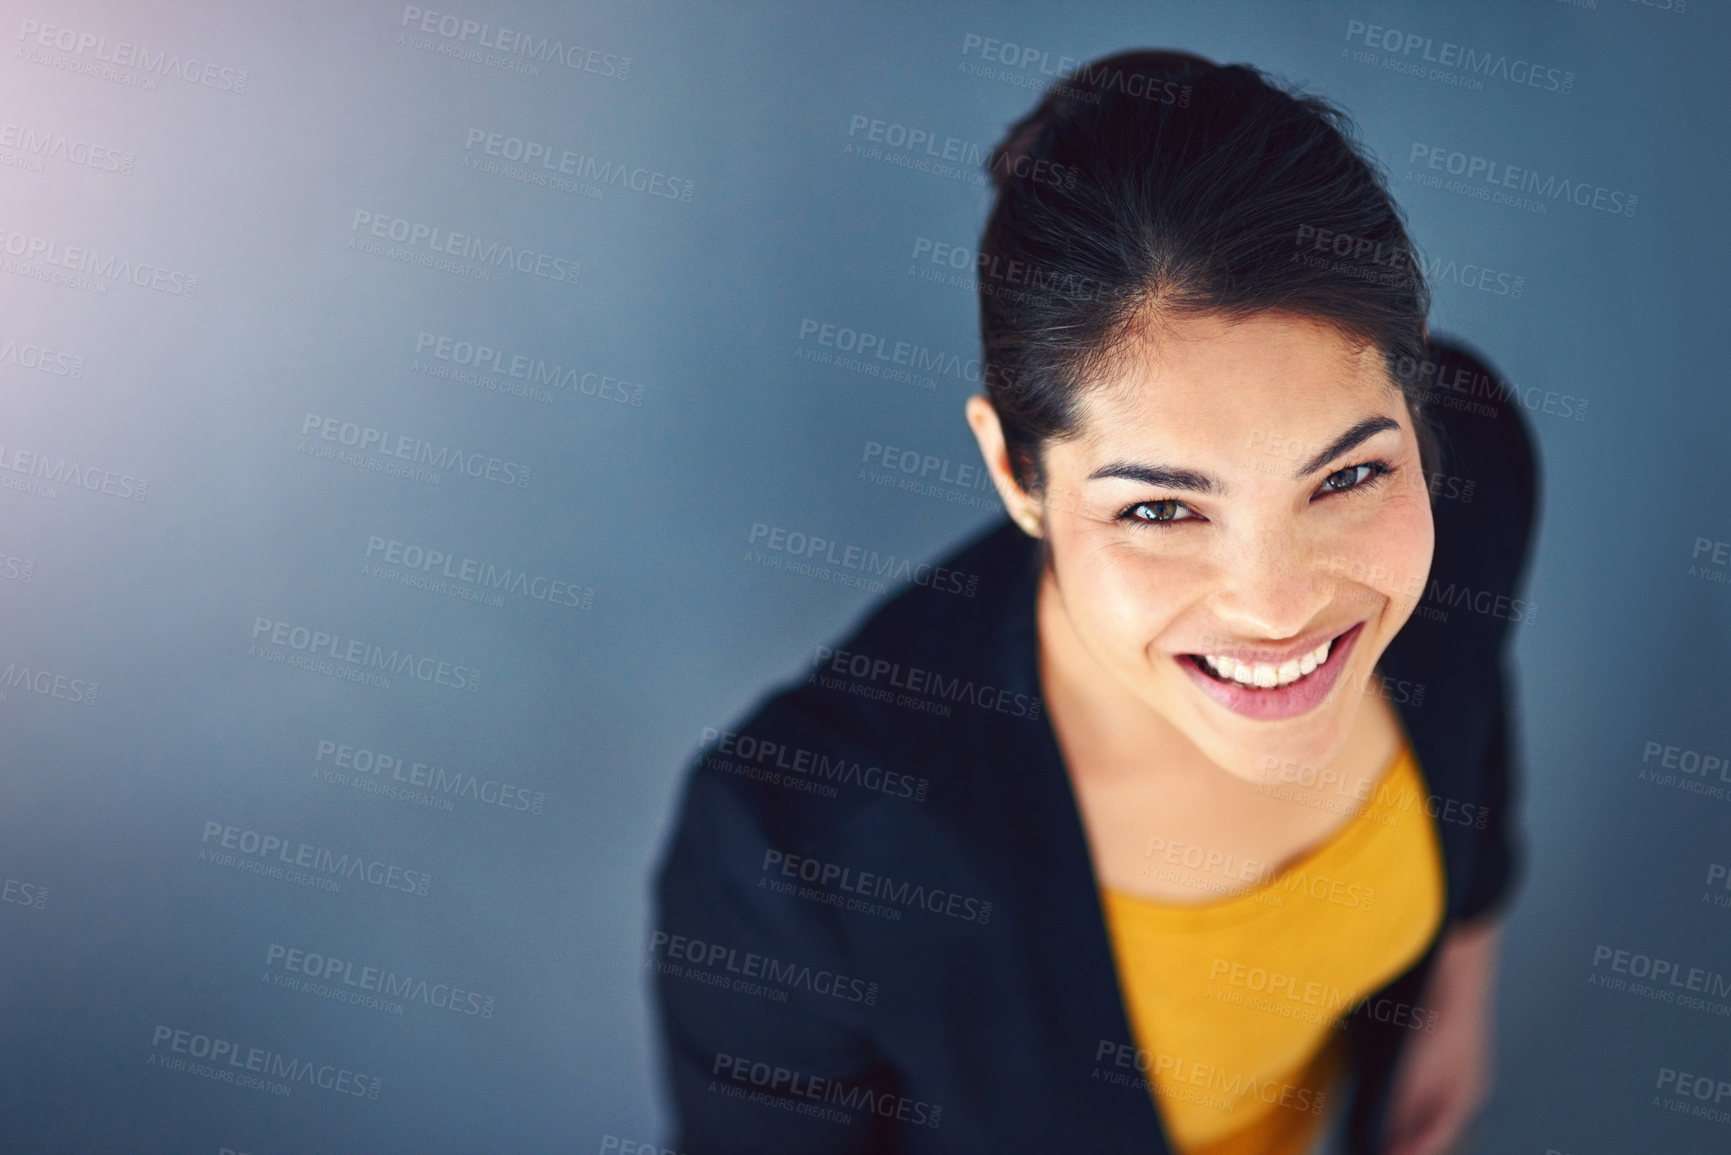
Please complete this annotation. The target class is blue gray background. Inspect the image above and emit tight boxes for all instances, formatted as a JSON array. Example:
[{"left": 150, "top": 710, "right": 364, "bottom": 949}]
[{"left": 0, "top": 0, "right": 1726, "bottom": 1151}]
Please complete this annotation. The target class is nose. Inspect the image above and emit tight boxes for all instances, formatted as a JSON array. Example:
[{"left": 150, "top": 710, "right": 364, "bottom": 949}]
[{"left": 1204, "top": 518, "right": 1335, "bottom": 642}]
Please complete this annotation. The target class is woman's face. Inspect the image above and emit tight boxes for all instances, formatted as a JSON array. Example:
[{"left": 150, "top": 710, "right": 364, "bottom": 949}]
[{"left": 999, "top": 311, "right": 1435, "bottom": 783}]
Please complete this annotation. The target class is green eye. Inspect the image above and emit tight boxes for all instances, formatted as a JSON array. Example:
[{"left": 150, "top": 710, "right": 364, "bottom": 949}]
[
  {"left": 1322, "top": 464, "right": 1381, "bottom": 492},
  {"left": 1129, "top": 499, "right": 1193, "bottom": 523}
]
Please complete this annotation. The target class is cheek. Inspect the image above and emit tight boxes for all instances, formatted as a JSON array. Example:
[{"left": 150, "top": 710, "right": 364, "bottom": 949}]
[
  {"left": 1053, "top": 525, "right": 1198, "bottom": 649},
  {"left": 1353, "top": 496, "right": 1435, "bottom": 603}
]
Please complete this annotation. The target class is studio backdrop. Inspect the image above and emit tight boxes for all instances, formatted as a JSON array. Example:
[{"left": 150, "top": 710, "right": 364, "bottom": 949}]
[{"left": 0, "top": 0, "right": 1725, "bottom": 1152}]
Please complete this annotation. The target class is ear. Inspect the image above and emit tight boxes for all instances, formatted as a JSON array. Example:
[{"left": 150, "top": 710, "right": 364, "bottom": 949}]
[{"left": 965, "top": 395, "right": 1043, "bottom": 537}]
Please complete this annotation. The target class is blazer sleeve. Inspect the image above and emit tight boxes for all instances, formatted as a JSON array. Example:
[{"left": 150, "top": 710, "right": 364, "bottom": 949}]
[
  {"left": 651, "top": 721, "right": 905, "bottom": 1154},
  {"left": 1453, "top": 656, "right": 1522, "bottom": 925},
  {"left": 1423, "top": 335, "right": 1542, "bottom": 927}
]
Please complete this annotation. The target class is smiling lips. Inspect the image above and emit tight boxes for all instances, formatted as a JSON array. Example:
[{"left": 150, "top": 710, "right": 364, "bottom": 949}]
[
  {"left": 1176, "top": 622, "right": 1366, "bottom": 721},
  {"left": 1197, "top": 638, "right": 1335, "bottom": 688}
]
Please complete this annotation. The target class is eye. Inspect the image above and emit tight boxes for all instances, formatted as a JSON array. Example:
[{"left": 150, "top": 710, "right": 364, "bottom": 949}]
[
  {"left": 1119, "top": 498, "right": 1198, "bottom": 526},
  {"left": 1318, "top": 461, "right": 1392, "bottom": 496}
]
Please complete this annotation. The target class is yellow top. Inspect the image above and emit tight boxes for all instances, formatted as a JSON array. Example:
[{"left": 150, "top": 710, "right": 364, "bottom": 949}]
[{"left": 1099, "top": 743, "right": 1445, "bottom": 1155}]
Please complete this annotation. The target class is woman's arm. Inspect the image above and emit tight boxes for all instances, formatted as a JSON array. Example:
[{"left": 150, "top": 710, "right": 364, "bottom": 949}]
[
  {"left": 653, "top": 726, "right": 897, "bottom": 1154},
  {"left": 1382, "top": 917, "right": 1501, "bottom": 1155}
]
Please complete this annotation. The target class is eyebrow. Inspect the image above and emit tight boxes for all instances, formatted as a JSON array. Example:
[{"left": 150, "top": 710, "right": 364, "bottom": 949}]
[
  {"left": 1086, "top": 415, "right": 1403, "bottom": 493},
  {"left": 1293, "top": 416, "right": 1402, "bottom": 477},
  {"left": 1085, "top": 463, "right": 1217, "bottom": 493}
]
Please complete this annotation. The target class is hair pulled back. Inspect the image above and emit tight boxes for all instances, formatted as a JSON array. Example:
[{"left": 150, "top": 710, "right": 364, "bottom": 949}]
[{"left": 979, "top": 50, "right": 1434, "bottom": 491}]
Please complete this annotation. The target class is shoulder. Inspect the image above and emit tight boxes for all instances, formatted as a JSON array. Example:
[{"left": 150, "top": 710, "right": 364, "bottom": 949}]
[
  {"left": 671, "top": 518, "right": 1038, "bottom": 845},
  {"left": 1413, "top": 335, "right": 1542, "bottom": 648},
  {"left": 1418, "top": 335, "right": 1541, "bottom": 576}
]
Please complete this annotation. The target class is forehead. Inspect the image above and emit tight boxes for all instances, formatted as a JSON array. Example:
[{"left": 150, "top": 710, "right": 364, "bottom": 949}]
[{"left": 1070, "top": 311, "right": 1400, "bottom": 451}]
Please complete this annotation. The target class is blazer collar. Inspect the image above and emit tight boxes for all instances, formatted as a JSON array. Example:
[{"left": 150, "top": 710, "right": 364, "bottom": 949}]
[{"left": 959, "top": 527, "right": 1174, "bottom": 1145}]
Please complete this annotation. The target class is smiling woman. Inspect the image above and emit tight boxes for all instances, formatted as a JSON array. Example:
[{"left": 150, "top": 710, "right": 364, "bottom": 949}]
[
  {"left": 655, "top": 49, "right": 1537, "bottom": 1155},
  {"left": 999, "top": 312, "right": 1435, "bottom": 758}
]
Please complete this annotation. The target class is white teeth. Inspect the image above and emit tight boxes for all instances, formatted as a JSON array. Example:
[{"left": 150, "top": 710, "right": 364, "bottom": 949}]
[{"left": 1199, "top": 636, "right": 1338, "bottom": 689}]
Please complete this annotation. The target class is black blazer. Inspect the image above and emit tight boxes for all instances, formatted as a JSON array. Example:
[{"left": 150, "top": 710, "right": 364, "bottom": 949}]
[{"left": 653, "top": 337, "right": 1540, "bottom": 1154}]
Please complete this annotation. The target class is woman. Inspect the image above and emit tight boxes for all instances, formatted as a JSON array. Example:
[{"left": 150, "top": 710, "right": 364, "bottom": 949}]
[{"left": 654, "top": 50, "right": 1538, "bottom": 1155}]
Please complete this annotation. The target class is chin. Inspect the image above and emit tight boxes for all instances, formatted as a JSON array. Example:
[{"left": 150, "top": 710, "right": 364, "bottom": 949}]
[{"left": 1163, "top": 643, "right": 1375, "bottom": 784}]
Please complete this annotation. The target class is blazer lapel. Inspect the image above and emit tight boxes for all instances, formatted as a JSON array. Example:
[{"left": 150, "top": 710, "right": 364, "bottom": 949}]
[{"left": 957, "top": 532, "right": 1175, "bottom": 1148}]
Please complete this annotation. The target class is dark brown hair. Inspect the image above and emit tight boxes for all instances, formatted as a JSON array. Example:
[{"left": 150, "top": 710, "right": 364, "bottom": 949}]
[{"left": 979, "top": 49, "right": 1436, "bottom": 492}]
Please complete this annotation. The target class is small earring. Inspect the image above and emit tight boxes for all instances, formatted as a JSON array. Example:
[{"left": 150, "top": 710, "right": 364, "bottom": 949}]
[{"left": 1018, "top": 512, "right": 1041, "bottom": 538}]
